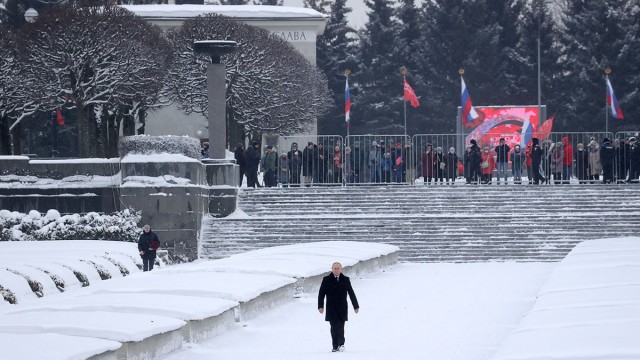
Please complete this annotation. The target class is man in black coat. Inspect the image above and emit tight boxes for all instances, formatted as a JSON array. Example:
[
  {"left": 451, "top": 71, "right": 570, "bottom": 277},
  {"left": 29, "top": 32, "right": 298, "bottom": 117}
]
[
  {"left": 245, "top": 141, "right": 261, "bottom": 188},
  {"left": 530, "top": 137, "right": 544, "bottom": 184},
  {"left": 318, "top": 262, "right": 359, "bottom": 352},
  {"left": 138, "top": 225, "right": 160, "bottom": 272},
  {"left": 600, "top": 138, "right": 615, "bottom": 184}
]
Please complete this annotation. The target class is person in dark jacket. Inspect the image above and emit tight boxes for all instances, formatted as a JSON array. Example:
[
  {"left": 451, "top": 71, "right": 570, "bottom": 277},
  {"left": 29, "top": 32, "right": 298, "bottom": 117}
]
[
  {"left": 445, "top": 147, "right": 459, "bottom": 184},
  {"left": 600, "top": 138, "right": 615, "bottom": 184},
  {"left": 302, "top": 142, "right": 316, "bottom": 186},
  {"left": 318, "top": 262, "right": 359, "bottom": 352},
  {"left": 530, "top": 137, "right": 544, "bottom": 185},
  {"left": 510, "top": 144, "right": 525, "bottom": 184},
  {"left": 287, "top": 142, "right": 303, "bottom": 186},
  {"left": 494, "top": 138, "right": 510, "bottom": 184},
  {"left": 575, "top": 143, "right": 589, "bottom": 184},
  {"left": 468, "top": 139, "right": 482, "bottom": 184},
  {"left": 138, "top": 225, "right": 160, "bottom": 272},
  {"left": 245, "top": 141, "right": 261, "bottom": 188},
  {"left": 628, "top": 137, "right": 640, "bottom": 183},
  {"left": 234, "top": 143, "right": 246, "bottom": 186}
]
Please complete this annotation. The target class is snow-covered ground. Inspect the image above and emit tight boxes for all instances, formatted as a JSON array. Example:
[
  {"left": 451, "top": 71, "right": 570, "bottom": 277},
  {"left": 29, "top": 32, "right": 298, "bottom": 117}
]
[{"left": 1, "top": 237, "right": 638, "bottom": 360}]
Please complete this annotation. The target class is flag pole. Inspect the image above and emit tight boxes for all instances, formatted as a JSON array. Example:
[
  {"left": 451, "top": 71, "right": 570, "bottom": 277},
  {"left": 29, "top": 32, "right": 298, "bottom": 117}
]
[
  {"left": 605, "top": 67, "right": 611, "bottom": 135},
  {"left": 401, "top": 67, "right": 409, "bottom": 140},
  {"left": 344, "top": 69, "right": 351, "bottom": 138}
]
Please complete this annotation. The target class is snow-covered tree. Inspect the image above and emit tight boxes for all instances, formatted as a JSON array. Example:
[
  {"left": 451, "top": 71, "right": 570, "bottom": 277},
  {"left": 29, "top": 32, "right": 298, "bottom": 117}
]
[
  {"left": 353, "top": 0, "right": 402, "bottom": 135},
  {"left": 555, "top": 0, "right": 640, "bottom": 131},
  {"left": 309, "top": 0, "right": 359, "bottom": 135},
  {"left": 0, "top": 26, "right": 38, "bottom": 155},
  {"left": 164, "top": 14, "right": 331, "bottom": 144},
  {"left": 15, "top": 4, "right": 171, "bottom": 157}
]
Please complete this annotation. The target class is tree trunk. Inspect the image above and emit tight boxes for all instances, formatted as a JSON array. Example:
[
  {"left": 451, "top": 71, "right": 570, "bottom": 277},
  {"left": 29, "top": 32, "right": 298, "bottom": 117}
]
[
  {"left": 136, "top": 108, "right": 146, "bottom": 135},
  {"left": 0, "top": 116, "right": 11, "bottom": 155},
  {"left": 77, "top": 104, "right": 90, "bottom": 158},
  {"left": 10, "top": 123, "right": 21, "bottom": 155},
  {"left": 107, "top": 112, "right": 120, "bottom": 158},
  {"left": 227, "top": 108, "right": 244, "bottom": 151}
]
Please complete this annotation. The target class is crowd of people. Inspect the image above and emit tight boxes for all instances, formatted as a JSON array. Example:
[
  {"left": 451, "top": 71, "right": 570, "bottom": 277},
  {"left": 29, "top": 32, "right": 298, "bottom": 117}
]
[
  {"left": 461, "top": 136, "right": 640, "bottom": 185},
  {"left": 216, "top": 135, "right": 640, "bottom": 188}
]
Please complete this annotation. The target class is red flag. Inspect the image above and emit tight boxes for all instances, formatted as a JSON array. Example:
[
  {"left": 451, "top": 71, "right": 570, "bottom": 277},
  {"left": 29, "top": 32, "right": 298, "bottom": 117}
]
[
  {"left": 537, "top": 112, "right": 556, "bottom": 140},
  {"left": 403, "top": 79, "right": 420, "bottom": 108},
  {"left": 56, "top": 107, "right": 65, "bottom": 126}
]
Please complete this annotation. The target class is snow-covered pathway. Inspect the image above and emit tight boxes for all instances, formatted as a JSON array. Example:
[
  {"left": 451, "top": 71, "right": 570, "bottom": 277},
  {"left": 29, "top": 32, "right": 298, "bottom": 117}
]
[{"left": 162, "top": 262, "right": 555, "bottom": 360}]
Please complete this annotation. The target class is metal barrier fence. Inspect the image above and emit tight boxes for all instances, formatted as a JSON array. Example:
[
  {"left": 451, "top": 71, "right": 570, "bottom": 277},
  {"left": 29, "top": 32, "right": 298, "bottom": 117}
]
[
  {"left": 344, "top": 135, "right": 410, "bottom": 185},
  {"left": 276, "top": 135, "right": 344, "bottom": 186},
  {"left": 259, "top": 131, "right": 639, "bottom": 187}
]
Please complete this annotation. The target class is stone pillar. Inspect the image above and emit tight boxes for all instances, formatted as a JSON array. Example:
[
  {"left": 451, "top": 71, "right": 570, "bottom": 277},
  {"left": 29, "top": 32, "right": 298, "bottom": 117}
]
[{"left": 207, "top": 63, "right": 226, "bottom": 159}]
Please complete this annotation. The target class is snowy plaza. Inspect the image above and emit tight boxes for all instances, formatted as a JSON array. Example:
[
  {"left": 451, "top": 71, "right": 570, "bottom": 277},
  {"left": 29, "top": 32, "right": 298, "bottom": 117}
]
[{"left": 1, "top": 236, "right": 640, "bottom": 360}]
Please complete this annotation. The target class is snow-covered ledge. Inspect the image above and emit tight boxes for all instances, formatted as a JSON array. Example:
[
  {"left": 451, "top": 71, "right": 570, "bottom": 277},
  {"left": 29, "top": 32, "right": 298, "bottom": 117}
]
[
  {"left": 490, "top": 237, "right": 640, "bottom": 360},
  {"left": 0, "top": 241, "right": 398, "bottom": 360}
]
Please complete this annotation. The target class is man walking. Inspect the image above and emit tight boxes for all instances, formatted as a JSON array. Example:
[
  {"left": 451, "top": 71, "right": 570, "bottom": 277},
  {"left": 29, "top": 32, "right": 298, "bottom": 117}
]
[{"left": 318, "top": 262, "right": 359, "bottom": 352}]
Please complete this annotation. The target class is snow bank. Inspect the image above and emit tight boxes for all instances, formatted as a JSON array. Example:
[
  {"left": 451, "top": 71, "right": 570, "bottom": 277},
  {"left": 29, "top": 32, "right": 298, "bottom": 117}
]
[{"left": 491, "top": 237, "right": 640, "bottom": 360}]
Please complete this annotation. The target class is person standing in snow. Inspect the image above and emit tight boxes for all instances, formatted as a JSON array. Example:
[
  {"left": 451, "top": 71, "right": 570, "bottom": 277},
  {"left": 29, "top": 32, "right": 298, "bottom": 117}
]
[
  {"left": 318, "top": 262, "right": 359, "bottom": 353},
  {"left": 138, "top": 224, "right": 160, "bottom": 272}
]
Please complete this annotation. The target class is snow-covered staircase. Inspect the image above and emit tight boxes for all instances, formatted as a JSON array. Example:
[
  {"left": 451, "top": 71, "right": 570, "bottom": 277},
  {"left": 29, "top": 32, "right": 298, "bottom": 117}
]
[{"left": 200, "top": 185, "right": 640, "bottom": 262}]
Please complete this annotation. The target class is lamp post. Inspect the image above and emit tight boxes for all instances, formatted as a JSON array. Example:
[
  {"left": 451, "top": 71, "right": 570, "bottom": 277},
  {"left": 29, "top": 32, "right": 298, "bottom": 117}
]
[
  {"left": 605, "top": 67, "right": 612, "bottom": 134},
  {"left": 401, "top": 67, "right": 409, "bottom": 140},
  {"left": 343, "top": 69, "right": 351, "bottom": 138},
  {"left": 24, "top": 8, "right": 38, "bottom": 23},
  {"left": 193, "top": 40, "right": 238, "bottom": 159}
]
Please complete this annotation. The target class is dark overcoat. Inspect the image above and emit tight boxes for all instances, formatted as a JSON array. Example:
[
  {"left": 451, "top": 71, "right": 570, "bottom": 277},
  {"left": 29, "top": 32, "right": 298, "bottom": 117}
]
[{"left": 317, "top": 273, "right": 359, "bottom": 322}]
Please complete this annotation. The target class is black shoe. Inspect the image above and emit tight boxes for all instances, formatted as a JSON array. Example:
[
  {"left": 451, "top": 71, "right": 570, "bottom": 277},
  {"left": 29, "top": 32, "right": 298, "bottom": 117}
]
[{"left": 332, "top": 349, "right": 338, "bottom": 352}]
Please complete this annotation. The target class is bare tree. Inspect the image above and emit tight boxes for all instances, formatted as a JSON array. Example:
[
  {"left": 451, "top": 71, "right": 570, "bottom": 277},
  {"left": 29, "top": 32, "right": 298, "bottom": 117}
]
[
  {"left": 0, "top": 26, "right": 39, "bottom": 155},
  {"left": 165, "top": 14, "right": 331, "bottom": 144},
  {"left": 15, "top": 4, "right": 171, "bottom": 157}
]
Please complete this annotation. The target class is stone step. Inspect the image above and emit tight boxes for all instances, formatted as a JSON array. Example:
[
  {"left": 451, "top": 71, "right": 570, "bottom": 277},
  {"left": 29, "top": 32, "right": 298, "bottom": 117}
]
[{"left": 201, "top": 185, "right": 640, "bottom": 263}]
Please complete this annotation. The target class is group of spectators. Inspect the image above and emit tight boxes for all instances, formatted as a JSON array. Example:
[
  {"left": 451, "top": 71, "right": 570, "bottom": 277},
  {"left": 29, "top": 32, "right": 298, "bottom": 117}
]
[
  {"left": 219, "top": 134, "right": 640, "bottom": 188},
  {"left": 460, "top": 136, "right": 640, "bottom": 185}
]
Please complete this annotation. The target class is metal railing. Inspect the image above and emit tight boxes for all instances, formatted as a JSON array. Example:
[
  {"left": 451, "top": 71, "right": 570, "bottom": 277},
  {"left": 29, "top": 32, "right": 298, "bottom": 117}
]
[{"left": 253, "top": 131, "right": 640, "bottom": 187}]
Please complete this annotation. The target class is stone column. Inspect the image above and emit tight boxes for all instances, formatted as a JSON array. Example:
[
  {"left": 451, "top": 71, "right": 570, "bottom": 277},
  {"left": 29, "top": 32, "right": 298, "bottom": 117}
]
[{"left": 207, "top": 63, "right": 226, "bottom": 159}]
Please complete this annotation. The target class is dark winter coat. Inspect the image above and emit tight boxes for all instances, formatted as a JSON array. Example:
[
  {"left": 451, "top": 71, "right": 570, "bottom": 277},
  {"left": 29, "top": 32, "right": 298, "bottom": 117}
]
[
  {"left": 575, "top": 148, "right": 589, "bottom": 180},
  {"left": 445, "top": 153, "right": 459, "bottom": 178},
  {"left": 531, "top": 143, "right": 543, "bottom": 171},
  {"left": 302, "top": 146, "right": 316, "bottom": 177},
  {"left": 317, "top": 273, "right": 359, "bottom": 322},
  {"left": 599, "top": 140, "right": 615, "bottom": 168},
  {"left": 287, "top": 148, "right": 303, "bottom": 182},
  {"left": 422, "top": 150, "right": 437, "bottom": 178},
  {"left": 510, "top": 150, "right": 524, "bottom": 170},
  {"left": 234, "top": 146, "right": 246, "bottom": 170},
  {"left": 245, "top": 145, "right": 261, "bottom": 172},
  {"left": 495, "top": 144, "right": 511, "bottom": 163},
  {"left": 138, "top": 230, "right": 160, "bottom": 259},
  {"left": 469, "top": 144, "right": 482, "bottom": 165}
]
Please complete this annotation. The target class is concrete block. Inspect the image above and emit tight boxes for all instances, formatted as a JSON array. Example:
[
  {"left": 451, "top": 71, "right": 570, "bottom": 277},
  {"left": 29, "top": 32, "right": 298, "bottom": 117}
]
[
  {"left": 116, "top": 328, "right": 184, "bottom": 360},
  {"left": 237, "top": 283, "right": 295, "bottom": 322},
  {"left": 203, "top": 161, "right": 238, "bottom": 187},
  {"left": 0, "top": 156, "right": 30, "bottom": 173},
  {"left": 207, "top": 187, "right": 238, "bottom": 217},
  {"left": 121, "top": 161, "right": 202, "bottom": 184},
  {"left": 182, "top": 307, "right": 237, "bottom": 343}
]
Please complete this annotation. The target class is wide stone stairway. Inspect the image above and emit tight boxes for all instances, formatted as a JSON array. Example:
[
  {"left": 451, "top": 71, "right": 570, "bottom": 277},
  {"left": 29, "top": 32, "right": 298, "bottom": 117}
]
[{"left": 201, "top": 185, "right": 640, "bottom": 262}]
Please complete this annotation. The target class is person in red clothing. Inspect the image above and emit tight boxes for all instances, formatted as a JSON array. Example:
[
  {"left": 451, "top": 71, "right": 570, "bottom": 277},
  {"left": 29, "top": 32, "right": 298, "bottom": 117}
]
[
  {"left": 562, "top": 136, "right": 573, "bottom": 184},
  {"left": 525, "top": 141, "right": 534, "bottom": 184},
  {"left": 480, "top": 146, "right": 496, "bottom": 184}
]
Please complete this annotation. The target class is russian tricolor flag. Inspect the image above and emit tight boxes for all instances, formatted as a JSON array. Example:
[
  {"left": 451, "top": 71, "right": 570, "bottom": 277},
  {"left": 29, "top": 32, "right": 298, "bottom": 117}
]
[
  {"left": 461, "top": 77, "right": 479, "bottom": 125},
  {"left": 345, "top": 77, "right": 351, "bottom": 123},
  {"left": 606, "top": 78, "right": 623, "bottom": 119},
  {"left": 520, "top": 118, "right": 533, "bottom": 149}
]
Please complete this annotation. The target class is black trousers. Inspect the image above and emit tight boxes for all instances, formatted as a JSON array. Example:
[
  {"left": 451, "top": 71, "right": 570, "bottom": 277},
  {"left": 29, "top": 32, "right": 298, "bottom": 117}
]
[
  {"left": 143, "top": 257, "right": 155, "bottom": 272},
  {"left": 329, "top": 319, "right": 345, "bottom": 350}
]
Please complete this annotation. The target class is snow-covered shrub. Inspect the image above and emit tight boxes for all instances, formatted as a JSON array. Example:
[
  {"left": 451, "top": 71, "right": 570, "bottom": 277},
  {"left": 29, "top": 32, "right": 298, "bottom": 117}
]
[
  {"left": 0, "top": 208, "right": 142, "bottom": 242},
  {"left": 62, "top": 265, "right": 90, "bottom": 287},
  {"left": 7, "top": 270, "right": 43, "bottom": 297},
  {"left": 103, "top": 256, "right": 130, "bottom": 276},
  {"left": 0, "top": 285, "right": 16, "bottom": 304},
  {"left": 82, "top": 260, "right": 111, "bottom": 280},
  {"left": 119, "top": 135, "right": 200, "bottom": 159}
]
